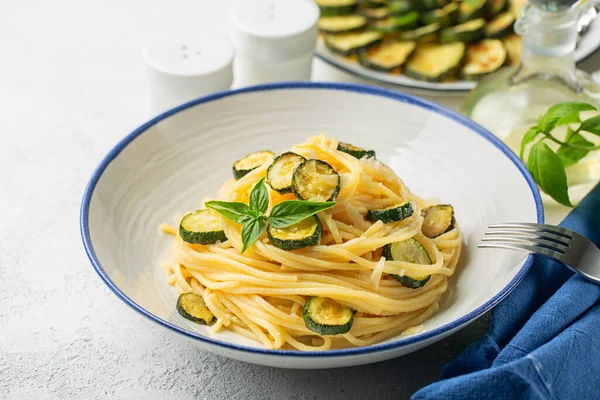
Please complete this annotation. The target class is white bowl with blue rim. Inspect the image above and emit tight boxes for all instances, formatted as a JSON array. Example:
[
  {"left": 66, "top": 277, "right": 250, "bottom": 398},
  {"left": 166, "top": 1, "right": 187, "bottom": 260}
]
[{"left": 80, "top": 82, "right": 543, "bottom": 369}]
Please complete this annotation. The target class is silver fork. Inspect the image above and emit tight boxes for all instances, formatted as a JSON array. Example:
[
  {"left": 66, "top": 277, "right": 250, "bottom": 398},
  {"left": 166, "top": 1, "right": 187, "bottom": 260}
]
[{"left": 479, "top": 223, "right": 600, "bottom": 284}]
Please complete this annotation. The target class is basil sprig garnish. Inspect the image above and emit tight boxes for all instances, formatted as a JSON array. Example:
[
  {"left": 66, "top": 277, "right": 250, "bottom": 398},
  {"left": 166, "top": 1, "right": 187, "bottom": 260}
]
[
  {"left": 206, "top": 177, "right": 335, "bottom": 253},
  {"left": 520, "top": 102, "right": 600, "bottom": 207}
]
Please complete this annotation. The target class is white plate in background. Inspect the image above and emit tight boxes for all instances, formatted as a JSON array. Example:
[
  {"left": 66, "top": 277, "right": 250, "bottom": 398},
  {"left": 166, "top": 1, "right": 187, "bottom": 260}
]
[{"left": 314, "top": 17, "right": 600, "bottom": 93}]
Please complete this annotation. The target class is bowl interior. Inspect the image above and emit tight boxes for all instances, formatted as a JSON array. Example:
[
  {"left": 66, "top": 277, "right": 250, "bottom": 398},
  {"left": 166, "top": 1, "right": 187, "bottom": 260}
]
[{"left": 84, "top": 84, "right": 540, "bottom": 353}]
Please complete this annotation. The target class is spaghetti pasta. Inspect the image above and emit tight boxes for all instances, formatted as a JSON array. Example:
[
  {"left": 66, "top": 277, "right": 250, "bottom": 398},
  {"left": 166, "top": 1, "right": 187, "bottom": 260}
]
[{"left": 161, "top": 134, "right": 462, "bottom": 350}]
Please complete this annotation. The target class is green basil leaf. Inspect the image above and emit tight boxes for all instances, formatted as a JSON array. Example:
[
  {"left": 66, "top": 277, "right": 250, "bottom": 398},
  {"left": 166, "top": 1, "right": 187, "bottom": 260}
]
[
  {"left": 564, "top": 126, "right": 577, "bottom": 142},
  {"left": 246, "top": 209, "right": 262, "bottom": 219},
  {"left": 555, "top": 112, "right": 581, "bottom": 126},
  {"left": 557, "top": 128, "right": 595, "bottom": 167},
  {"left": 527, "top": 142, "right": 572, "bottom": 207},
  {"left": 241, "top": 218, "right": 266, "bottom": 253},
  {"left": 249, "top": 177, "right": 269, "bottom": 214},
  {"left": 537, "top": 102, "right": 596, "bottom": 133},
  {"left": 206, "top": 201, "right": 252, "bottom": 224},
  {"left": 269, "top": 200, "right": 336, "bottom": 228},
  {"left": 519, "top": 127, "right": 540, "bottom": 159},
  {"left": 579, "top": 114, "right": 600, "bottom": 137}
]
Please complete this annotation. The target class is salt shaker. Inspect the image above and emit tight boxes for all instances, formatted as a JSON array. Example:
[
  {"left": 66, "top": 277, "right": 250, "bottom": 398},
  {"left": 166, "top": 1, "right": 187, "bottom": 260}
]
[
  {"left": 143, "top": 32, "right": 235, "bottom": 113},
  {"left": 230, "top": 0, "right": 320, "bottom": 87}
]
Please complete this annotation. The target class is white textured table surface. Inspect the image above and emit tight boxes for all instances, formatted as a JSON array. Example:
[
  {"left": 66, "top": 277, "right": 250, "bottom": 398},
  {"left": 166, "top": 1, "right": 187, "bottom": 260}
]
[{"left": 2, "top": 1, "right": 599, "bottom": 399}]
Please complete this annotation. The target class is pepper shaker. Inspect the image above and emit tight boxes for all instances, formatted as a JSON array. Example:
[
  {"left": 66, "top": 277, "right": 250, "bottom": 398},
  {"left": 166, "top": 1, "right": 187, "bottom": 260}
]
[{"left": 230, "top": 0, "right": 320, "bottom": 87}]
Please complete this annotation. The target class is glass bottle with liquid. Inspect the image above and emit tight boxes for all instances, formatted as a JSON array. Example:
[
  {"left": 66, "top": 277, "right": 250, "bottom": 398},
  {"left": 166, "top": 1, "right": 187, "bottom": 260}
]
[{"left": 462, "top": 0, "right": 600, "bottom": 198}]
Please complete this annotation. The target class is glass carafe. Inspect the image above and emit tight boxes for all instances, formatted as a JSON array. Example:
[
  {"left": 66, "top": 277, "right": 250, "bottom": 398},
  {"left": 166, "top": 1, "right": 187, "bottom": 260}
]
[{"left": 462, "top": 1, "right": 600, "bottom": 200}]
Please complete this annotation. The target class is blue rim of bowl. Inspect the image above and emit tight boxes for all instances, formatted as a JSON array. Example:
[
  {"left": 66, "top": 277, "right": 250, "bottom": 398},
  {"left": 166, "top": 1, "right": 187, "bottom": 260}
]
[{"left": 80, "top": 81, "right": 544, "bottom": 358}]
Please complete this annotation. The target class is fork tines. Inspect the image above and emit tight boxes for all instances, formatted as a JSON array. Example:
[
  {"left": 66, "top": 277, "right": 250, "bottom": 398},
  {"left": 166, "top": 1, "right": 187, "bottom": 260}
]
[{"left": 478, "top": 222, "right": 573, "bottom": 260}]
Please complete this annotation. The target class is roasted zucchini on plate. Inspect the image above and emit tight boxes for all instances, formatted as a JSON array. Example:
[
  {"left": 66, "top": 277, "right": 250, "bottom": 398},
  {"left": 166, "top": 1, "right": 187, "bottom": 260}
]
[
  {"left": 439, "top": 18, "right": 485, "bottom": 44},
  {"left": 485, "top": 12, "right": 515, "bottom": 39},
  {"left": 325, "top": 31, "right": 383, "bottom": 56},
  {"left": 359, "top": 41, "right": 416, "bottom": 72},
  {"left": 420, "top": 2, "right": 458, "bottom": 28},
  {"left": 458, "top": 0, "right": 488, "bottom": 22},
  {"left": 422, "top": 0, "right": 449, "bottom": 11},
  {"left": 387, "top": 0, "right": 418, "bottom": 15},
  {"left": 318, "top": 15, "right": 368, "bottom": 34},
  {"left": 360, "top": 0, "right": 389, "bottom": 8},
  {"left": 383, "top": 238, "right": 432, "bottom": 288},
  {"left": 316, "top": 0, "right": 357, "bottom": 16},
  {"left": 317, "top": 0, "right": 564, "bottom": 90},
  {"left": 503, "top": 33, "right": 522, "bottom": 66},
  {"left": 486, "top": 0, "right": 508, "bottom": 18},
  {"left": 303, "top": 297, "right": 354, "bottom": 335},
  {"left": 372, "top": 12, "right": 420, "bottom": 33},
  {"left": 357, "top": 6, "right": 390, "bottom": 20},
  {"left": 461, "top": 39, "right": 507, "bottom": 80},
  {"left": 398, "top": 23, "right": 440, "bottom": 42},
  {"left": 315, "top": 0, "right": 529, "bottom": 87},
  {"left": 404, "top": 42, "right": 465, "bottom": 82}
]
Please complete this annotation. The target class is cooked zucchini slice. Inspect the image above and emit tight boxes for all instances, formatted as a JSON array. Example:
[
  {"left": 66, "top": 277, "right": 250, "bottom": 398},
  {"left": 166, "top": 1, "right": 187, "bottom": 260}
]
[
  {"left": 324, "top": 31, "right": 383, "bottom": 56},
  {"left": 316, "top": 0, "right": 357, "bottom": 16},
  {"left": 372, "top": 12, "right": 419, "bottom": 33},
  {"left": 440, "top": 20, "right": 484, "bottom": 44},
  {"left": 458, "top": 0, "right": 487, "bottom": 22},
  {"left": 510, "top": 0, "right": 527, "bottom": 15},
  {"left": 358, "top": 6, "right": 390, "bottom": 20},
  {"left": 303, "top": 297, "right": 354, "bottom": 335},
  {"left": 382, "top": 238, "right": 432, "bottom": 288},
  {"left": 421, "top": 3, "right": 458, "bottom": 28},
  {"left": 398, "top": 23, "right": 440, "bottom": 42},
  {"left": 337, "top": 142, "right": 376, "bottom": 159},
  {"left": 292, "top": 159, "right": 340, "bottom": 202},
  {"left": 387, "top": 0, "right": 419, "bottom": 15},
  {"left": 266, "top": 152, "right": 306, "bottom": 194},
  {"left": 461, "top": 39, "right": 507, "bottom": 80},
  {"left": 503, "top": 33, "right": 521, "bottom": 66},
  {"left": 439, "top": 18, "right": 485, "bottom": 44},
  {"left": 176, "top": 293, "right": 215, "bottom": 325},
  {"left": 179, "top": 210, "right": 227, "bottom": 245},
  {"left": 404, "top": 42, "right": 465, "bottom": 82},
  {"left": 422, "top": 205, "right": 454, "bottom": 238},
  {"left": 485, "top": 12, "right": 515, "bottom": 39},
  {"left": 359, "top": 41, "right": 416, "bottom": 71},
  {"left": 267, "top": 216, "right": 322, "bottom": 250},
  {"left": 422, "top": 0, "right": 449, "bottom": 10},
  {"left": 360, "top": 0, "right": 389, "bottom": 8},
  {"left": 486, "top": 0, "right": 508, "bottom": 18},
  {"left": 367, "top": 201, "right": 414, "bottom": 223},
  {"left": 233, "top": 150, "right": 274, "bottom": 179},
  {"left": 318, "top": 15, "right": 368, "bottom": 34}
]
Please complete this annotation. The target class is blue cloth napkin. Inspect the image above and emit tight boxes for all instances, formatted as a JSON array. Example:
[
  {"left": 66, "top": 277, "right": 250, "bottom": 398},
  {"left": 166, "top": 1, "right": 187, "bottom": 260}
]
[{"left": 413, "top": 183, "right": 600, "bottom": 400}]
